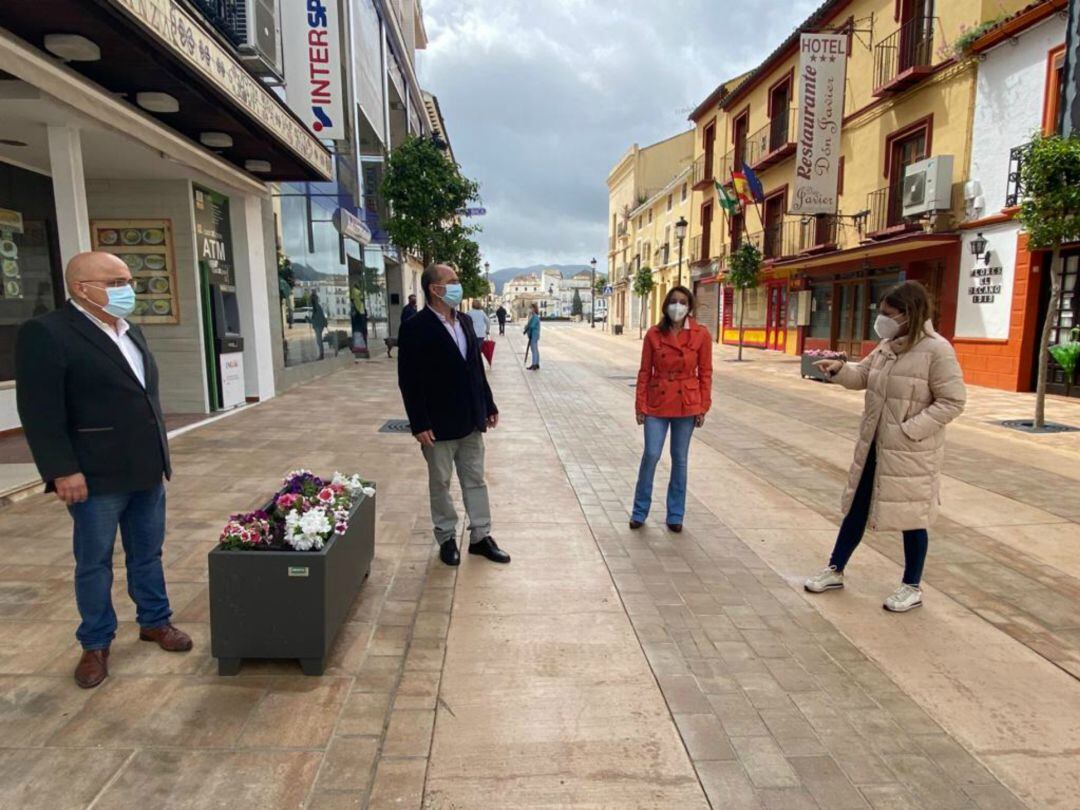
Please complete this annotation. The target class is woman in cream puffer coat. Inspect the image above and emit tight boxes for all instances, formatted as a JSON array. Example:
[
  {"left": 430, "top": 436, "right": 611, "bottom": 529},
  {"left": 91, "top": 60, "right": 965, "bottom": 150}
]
[{"left": 804, "top": 281, "right": 966, "bottom": 613}]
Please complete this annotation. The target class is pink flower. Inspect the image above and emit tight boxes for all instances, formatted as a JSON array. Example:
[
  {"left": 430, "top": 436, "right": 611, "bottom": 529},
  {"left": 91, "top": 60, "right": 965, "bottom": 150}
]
[
  {"left": 317, "top": 487, "right": 335, "bottom": 503},
  {"left": 330, "top": 483, "right": 345, "bottom": 494},
  {"left": 277, "top": 493, "right": 299, "bottom": 510}
]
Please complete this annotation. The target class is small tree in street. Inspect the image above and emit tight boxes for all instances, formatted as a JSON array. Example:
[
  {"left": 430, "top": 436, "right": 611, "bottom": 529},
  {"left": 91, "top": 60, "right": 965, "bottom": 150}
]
[
  {"left": 571, "top": 288, "right": 583, "bottom": 317},
  {"left": 727, "top": 243, "right": 763, "bottom": 362},
  {"left": 1016, "top": 132, "right": 1080, "bottom": 428},
  {"left": 633, "top": 265, "right": 655, "bottom": 338}
]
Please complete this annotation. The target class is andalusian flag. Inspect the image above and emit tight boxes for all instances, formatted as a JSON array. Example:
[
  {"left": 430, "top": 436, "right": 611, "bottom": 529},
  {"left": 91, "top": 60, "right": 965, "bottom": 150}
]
[
  {"left": 715, "top": 180, "right": 739, "bottom": 215},
  {"left": 731, "top": 169, "right": 753, "bottom": 207}
]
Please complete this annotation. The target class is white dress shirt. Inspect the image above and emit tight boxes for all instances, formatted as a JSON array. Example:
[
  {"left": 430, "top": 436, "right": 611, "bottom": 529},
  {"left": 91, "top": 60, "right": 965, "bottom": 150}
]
[
  {"left": 72, "top": 300, "right": 146, "bottom": 387},
  {"left": 434, "top": 308, "right": 468, "bottom": 359}
]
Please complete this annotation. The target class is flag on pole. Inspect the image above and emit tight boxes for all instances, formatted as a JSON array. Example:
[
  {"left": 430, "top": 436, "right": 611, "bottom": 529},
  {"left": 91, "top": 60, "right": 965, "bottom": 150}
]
[
  {"left": 715, "top": 180, "right": 740, "bottom": 215},
  {"left": 731, "top": 169, "right": 753, "bottom": 207},
  {"left": 741, "top": 162, "right": 765, "bottom": 203}
]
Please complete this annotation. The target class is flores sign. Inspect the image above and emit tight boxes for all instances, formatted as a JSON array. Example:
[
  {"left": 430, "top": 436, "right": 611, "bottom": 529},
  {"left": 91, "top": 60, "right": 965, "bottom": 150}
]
[
  {"left": 791, "top": 33, "right": 848, "bottom": 215},
  {"left": 283, "top": 0, "right": 345, "bottom": 139}
]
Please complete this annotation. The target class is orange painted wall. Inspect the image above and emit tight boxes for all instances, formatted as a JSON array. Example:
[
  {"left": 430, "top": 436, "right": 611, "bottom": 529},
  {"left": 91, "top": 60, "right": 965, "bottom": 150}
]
[{"left": 953, "top": 233, "right": 1039, "bottom": 391}]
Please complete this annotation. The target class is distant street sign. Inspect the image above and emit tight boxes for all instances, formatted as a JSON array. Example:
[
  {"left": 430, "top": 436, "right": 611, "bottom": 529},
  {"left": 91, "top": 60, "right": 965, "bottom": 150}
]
[{"left": 458, "top": 207, "right": 487, "bottom": 216}]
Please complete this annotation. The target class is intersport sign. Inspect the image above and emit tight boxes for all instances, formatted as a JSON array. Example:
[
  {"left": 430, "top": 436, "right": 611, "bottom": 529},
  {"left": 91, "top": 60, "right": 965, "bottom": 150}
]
[
  {"left": 791, "top": 32, "right": 848, "bottom": 215},
  {"left": 283, "top": 0, "right": 345, "bottom": 140}
]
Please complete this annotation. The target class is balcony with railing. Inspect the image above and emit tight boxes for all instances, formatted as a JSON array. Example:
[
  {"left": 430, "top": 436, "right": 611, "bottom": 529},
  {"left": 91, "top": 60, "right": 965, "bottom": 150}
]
[
  {"left": 780, "top": 216, "right": 841, "bottom": 256},
  {"left": 1005, "top": 142, "right": 1030, "bottom": 208},
  {"left": 874, "top": 17, "right": 936, "bottom": 96},
  {"left": 866, "top": 181, "right": 921, "bottom": 238},
  {"left": 692, "top": 153, "right": 714, "bottom": 191},
  {"left": 189, "top": 0, "right": 244, "bottom": 46},
  {"left": 716, "top": 144, "right": 750, "bottom": 187},
  {"left": 747, "top": 107, "right": 797, "bottom": 171}
]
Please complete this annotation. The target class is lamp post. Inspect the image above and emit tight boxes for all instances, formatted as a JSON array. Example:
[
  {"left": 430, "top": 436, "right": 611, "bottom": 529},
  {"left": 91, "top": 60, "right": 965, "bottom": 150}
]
[
  {"left": 675, "top": 216, "right": 688, "bottom": 288},
  {"left": 484, "top": 261, "right": 491, "bottom": 308},
  {"left": 590, "top": 257, "right": 597, "bottom": 328}
]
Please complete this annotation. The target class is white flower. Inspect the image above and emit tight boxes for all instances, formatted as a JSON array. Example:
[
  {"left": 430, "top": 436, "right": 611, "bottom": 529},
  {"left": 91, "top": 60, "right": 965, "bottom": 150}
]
[
  {"left": 361, "top": 486, "right": 376, "bottom": 498},
  {"left": 284, "top": 506, "right": 332, "bottom": 551}
]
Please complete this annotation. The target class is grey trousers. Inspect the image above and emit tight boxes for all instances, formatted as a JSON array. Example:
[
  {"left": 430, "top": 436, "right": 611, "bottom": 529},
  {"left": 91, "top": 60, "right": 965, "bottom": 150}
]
[{"left": 421, "top": 430, "right": 492, "bottom": 545}]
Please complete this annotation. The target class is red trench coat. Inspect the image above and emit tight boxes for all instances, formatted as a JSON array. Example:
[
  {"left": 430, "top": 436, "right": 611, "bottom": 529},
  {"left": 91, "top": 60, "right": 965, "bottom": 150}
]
[{"left": 635, "top": 319, "right": 713, "bottom": 418}]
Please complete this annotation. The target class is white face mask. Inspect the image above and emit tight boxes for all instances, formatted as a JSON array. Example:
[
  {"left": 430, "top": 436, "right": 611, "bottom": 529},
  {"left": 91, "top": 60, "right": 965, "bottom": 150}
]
[
  {"left": 874, "top": 313, "right": 905, "bottom": 340},
  {"left": 667, "top": 302, "right": 689, "bottom": 322}
]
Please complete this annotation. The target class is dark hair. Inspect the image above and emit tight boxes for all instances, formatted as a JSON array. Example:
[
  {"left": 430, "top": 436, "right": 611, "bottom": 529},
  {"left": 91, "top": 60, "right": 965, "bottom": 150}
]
[
  {"left": 882, "top": 280, "right": 933, "bottom": 346},
  {"left": 659, "top": 285, "right": 695, "bottom": 333},
  {"left": 530, "top": 303, "right": 539, "bottom": 313}
]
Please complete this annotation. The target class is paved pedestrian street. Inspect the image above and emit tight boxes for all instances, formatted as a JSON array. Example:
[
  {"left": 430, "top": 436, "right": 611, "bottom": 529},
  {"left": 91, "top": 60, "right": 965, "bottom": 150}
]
[{"left": 0, "top": 323, "right": 1078, "bottom": 809}]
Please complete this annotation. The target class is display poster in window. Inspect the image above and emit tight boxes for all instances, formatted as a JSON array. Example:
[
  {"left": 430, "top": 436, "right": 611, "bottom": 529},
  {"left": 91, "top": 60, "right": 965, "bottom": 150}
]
[
  {"left": 0, "top": 208, "right": 25, "bottom": 302},
  {"left": 91, "top": 219, "right": 180, "bottom": 324},
  {"left": 193, "top": 186, "right": 234, "bottom": 288},
  {"left": 218, "top": 351, "right": 246, "bottom": 410},
  {"left": 791, "top": 33, "right": 848, "bottom": 215}
]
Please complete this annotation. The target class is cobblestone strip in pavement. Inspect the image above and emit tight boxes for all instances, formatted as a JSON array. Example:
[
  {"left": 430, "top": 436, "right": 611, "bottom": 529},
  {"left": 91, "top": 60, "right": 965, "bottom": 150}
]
[
  {"left": 0, "top": 361, "right": 455, "bottom": 810},
  {"left": 515, "top": 331, "right": 1027, "bottom": 809},
  {"left": 556, "top": 327, "right": 1080, "bottom": 683}
]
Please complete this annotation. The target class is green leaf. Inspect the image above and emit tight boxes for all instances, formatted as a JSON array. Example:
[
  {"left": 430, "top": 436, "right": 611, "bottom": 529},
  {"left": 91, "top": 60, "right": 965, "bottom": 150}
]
[
  {"left": 1015, "top": 133, "right": 1080, "bottom": 250},
  {"left": 727, "top": 243, "right": 763, "bottom": 290}
]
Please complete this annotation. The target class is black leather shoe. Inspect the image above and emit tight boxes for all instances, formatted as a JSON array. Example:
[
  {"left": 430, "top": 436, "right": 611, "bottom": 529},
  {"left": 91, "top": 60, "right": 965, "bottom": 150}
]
[
  {"left": 667, "top": 523, "right": 683, "bottom": 533},
  {"left": 629, "top": 520, "right": 643, "bottom": 529},
  {"left": 439, "top": 539, "right": 460, "bottom": 566},
  {"left": 468, "top": 537, "right": 511, "bottom": 563}
]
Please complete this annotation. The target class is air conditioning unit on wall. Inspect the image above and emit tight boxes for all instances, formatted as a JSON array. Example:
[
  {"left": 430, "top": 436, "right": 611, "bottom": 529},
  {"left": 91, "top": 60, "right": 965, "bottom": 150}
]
[
  {"left": 902, "top": 155, "right": 954, "bottom": 219},
  {"left": 230, "top": 0, "right": 283, "bottom": 81}
]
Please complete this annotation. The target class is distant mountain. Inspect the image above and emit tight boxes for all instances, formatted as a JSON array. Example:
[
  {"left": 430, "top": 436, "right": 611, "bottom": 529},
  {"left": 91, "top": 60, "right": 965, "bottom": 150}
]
[
  {"left": 288, "top": 261, "right": 324, "bottom": 281},
  {"left": 489, "top": 264, "right": 594, "bottom": 293}
]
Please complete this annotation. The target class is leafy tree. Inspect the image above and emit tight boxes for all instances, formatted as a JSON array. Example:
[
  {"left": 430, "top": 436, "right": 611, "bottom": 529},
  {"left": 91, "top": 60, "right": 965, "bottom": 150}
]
[
  {"left": 727, "top": 243, "right": 763, "bottom": 362},
  {"left": 1016, "top": 132, "right": 1080, "bottom": 428},
  {"left": 455, "top": 237, "right": 489, "bottom": 301},
  {"left": 572, "top": 288, "right": 584, "bottom": 317},
  {"left": 593, "top": 274, "right": 607, "bottom": 297},
  {"left": 633, "top": 265, "right": 656, "bottom": 338},
  {"left": 380, "top": 135, "right": 481, "bottom": 267}
]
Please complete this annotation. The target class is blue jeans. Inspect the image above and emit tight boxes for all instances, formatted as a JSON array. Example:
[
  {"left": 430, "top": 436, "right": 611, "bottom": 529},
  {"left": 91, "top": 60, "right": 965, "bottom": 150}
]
[
  {"left": 529, "top": 336, "right": 540, "bottom": 366},
  {"left": 632, "top": 416, "right": 695, "bottom": 524},
  {"left": 829, "top": 444, "right": 929, "bottom": 585},
  {"left": 68, "top": 484, "right": 172, "bottom": 650}
]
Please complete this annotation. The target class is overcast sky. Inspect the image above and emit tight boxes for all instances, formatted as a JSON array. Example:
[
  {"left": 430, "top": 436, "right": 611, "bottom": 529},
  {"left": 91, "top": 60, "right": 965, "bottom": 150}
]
[{"left": 416, "top": 0, "right": 819, "bottom": 272}]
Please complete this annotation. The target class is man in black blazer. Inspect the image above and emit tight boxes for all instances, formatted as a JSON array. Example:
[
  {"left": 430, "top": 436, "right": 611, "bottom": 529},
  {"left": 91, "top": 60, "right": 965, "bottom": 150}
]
[
  {"left": 16, "top": 252, "right": 192, "bottom": 689},
  {"left": 397, "top": 264, "right": 510, "bottom": 566}
]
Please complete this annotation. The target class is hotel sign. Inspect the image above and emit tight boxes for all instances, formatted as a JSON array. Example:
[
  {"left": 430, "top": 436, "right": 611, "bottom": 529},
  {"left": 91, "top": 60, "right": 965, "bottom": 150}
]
[
  {"left": 107, "top": 0, "right": 333, "bottom": 179},
  {"left": 283, "top": 0, "right": 345, "bottom": 139},
  {"left": 791, "top": 33, "right": 848, "bottom": 215}
]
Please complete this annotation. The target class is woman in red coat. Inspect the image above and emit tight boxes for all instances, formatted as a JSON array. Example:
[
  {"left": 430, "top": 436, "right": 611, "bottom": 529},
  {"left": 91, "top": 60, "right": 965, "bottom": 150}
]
[{"left": 630, "top": 285, "right": 713, "bottom": 532}]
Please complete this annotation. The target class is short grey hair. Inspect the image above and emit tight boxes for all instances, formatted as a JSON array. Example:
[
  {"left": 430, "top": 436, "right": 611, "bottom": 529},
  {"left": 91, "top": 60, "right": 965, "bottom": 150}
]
[{"left": 421, "top": 263, "right": 453, "bottom": 300}]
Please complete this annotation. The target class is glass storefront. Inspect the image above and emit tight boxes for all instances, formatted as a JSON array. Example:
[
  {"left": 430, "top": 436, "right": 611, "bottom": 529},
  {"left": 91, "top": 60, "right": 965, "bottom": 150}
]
[{"left": 0, "top": 161, "right": 63, "bottom": 381}]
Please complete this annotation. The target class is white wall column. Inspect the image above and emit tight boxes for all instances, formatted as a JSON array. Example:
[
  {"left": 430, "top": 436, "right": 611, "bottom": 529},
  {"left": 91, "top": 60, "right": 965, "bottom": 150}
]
[
  {"left": 231, "top": 193, "right": 277, "bottom": 402},
  {"left": 46, "top": 125, "right": 91, "bottom": 269}
]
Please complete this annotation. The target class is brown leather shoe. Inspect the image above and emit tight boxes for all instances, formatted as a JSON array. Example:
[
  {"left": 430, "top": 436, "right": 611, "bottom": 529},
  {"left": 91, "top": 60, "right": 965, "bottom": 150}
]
[
  {"left": 75, "top": 648, "right": 109, "bottom": 689},
  {"left": 139, "top": 624, "right": 193, "bottom": 652}
]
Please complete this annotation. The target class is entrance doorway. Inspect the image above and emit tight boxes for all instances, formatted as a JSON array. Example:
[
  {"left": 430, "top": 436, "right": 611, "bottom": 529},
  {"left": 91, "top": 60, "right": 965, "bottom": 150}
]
[
  {"left": 1035, "top": 250, "right": 1079, "bottom": 397},
  {"left": 766, "top": 283, "right": 787, "bottom": 350},
  {"left": 834, "top": 281, "right": 867, "bottom": 358}
]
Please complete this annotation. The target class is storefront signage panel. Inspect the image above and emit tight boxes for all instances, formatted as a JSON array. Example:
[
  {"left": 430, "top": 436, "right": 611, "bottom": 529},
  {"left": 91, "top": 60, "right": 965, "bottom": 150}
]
[
  {"left": 791, "top": 33, "right": 847, "bottom": 215},
  {"left": 955, "top": 228, "right": 1017, "bottom": 340},
  {"left": 218, "top": 350, "right": 246, "bottom": 409},
  {"left": 283, "top": 0, "right": 345, "bottom": 140},
  {"left": 107, "top": 0, "right": 333, "bottom": 179},
  {"left": 333, "top": 208, "right": 372, "bottom": 245},
  {"left": 91, "top": 219, "right": 180, "bottom": 324},
  {"left": 193, "top": 187, "right": 234, "bottom": 288}
]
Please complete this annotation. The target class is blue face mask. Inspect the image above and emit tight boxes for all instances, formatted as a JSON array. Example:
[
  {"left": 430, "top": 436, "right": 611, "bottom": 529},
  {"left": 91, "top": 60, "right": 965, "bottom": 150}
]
[
  {"left": 439, "top": 283, "right": 464, "bottom": 306},
  {"left": 86, "top": 284, "right": 137, "bottom": 318}
]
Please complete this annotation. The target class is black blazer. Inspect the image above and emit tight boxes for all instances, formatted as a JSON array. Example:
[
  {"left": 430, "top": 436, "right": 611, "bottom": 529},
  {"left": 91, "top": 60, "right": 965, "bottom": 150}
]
[
  {"left": 15, "top": 303, "right": 171, "bottom": 495},
  {"left": 397, "top": 306, "right": 497, "bottom": 442}
]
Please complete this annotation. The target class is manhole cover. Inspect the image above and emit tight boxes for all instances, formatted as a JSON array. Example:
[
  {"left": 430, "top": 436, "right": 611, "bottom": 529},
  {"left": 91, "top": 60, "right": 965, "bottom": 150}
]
[
  {"left": 379, "top": 419, "right": 412, "bottom": 434},
  {"left": 1000, "top": 420, "right": 1078, "bottom": 434}
]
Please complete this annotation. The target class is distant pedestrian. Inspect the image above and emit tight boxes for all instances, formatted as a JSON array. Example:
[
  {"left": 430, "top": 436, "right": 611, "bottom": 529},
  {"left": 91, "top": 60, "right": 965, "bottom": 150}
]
[
  {"left": 401, "top": 293, "right": 418, "bottom": 325},
  {"left": 496, "top": 305, "right": 507, "bottom": 335},
  {"left": 311, "top": 290, "right": 327, "bottom": 360},
  {"left": 468, "top": 299, "right": 489, "bottom": 339},
  {"left": 805, "top": 281, "right": 966, "bottom": 613},
  {"left": 15, "top": 252, "right": 191, "bottom": 690},
  {"left": 524, "top": 303, "right": 541, "bottom": 370},
  {"left": 397, "top": 264, "right": 510, "bottom": 567},
  {"left": 630, "top": 286, "right": 711, "bottom": 534}
]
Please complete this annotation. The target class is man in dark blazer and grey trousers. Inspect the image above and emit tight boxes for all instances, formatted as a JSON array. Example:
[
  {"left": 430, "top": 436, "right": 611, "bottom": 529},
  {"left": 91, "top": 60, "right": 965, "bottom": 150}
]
[
  {"left": 398, "top": 264, "right": 510, "bottom": 567},
  {"left": 16, "top": 251, "right": 192, "bottom": 689}
]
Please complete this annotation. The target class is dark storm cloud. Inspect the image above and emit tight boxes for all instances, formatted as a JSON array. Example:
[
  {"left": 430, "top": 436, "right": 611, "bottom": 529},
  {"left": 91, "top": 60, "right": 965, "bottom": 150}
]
[{"left": 417, "top": 0, "right": 819, "bottom": 270}]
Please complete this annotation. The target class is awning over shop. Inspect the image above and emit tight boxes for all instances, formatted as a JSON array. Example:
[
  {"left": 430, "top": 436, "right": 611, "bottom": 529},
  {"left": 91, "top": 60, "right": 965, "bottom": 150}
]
[
  {"left": 772, "top": 232, "right": 960, "bottom": 272},
  {"left": 0, "top": 0, "right": 332, "bottom": 182}
]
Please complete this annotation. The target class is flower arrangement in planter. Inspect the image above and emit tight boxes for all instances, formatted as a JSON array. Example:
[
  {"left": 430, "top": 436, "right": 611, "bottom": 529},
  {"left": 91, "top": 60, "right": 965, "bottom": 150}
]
[
  {"left": 209, "top": 470, "right": 377, "bottom": 677},
  {"left": 801, "top": 349, "right": 847, "bottom": 381}
]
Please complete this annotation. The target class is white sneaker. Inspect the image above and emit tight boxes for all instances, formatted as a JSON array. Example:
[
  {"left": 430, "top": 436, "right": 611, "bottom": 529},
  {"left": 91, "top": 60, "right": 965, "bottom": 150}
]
[
  {"left": 883, "top": 584, "right": 923, "bottom": 613},
  {"left": 804, "top": 566, "right": 844, "bottom": 593}
]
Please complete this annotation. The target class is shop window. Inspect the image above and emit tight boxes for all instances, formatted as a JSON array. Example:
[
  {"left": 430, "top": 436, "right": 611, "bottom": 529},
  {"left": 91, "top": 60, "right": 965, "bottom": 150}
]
[
  {"left": 0, "top": 162, "right": 63, "bottom": 382},
  {"left": 809, "top": 283, "right": 832, "bottom": 338},
  {"left": 732, "top": 286, "right": 767, "bottom": 328},
  {"left": 1044, "top": 45, "right": 1066, "bottom": 136}
]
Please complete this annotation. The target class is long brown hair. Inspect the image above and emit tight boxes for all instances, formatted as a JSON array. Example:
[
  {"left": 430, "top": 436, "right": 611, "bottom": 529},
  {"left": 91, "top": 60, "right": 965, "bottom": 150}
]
[
  {"left": 659, "top": 285, "right": 695, "bottom": 333},
  {"left": 882, "top": 280, "right": 933, "bottom": 347}
]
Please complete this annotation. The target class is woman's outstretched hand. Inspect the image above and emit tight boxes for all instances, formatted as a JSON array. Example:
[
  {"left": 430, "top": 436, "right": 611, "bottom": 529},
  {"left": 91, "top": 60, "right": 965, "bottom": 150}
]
[{"left": 813, "top": 359, "right": 844, "bottom": 376}]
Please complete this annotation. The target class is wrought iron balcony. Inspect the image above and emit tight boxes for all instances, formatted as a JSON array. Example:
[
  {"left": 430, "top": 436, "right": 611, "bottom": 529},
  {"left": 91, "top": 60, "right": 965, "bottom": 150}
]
[
  {"left": 747, "top": 107, "right": 797, "bottom": 171},
  {"left": 866, "top": 181, "right": 920, "bottom": 237},
  {"left": 874, "top": 16, "right": 936, "bottom": 96},
  {"left": 692, "top": 154, "right": 714, "bottom": 191},
  {"left": 781, "top": 216, "right": 840, "bottom": 255},
  {"left": 1005, "top": 142, "right": 1030, "bottom": 208},
  {"left": 189, "top": 0, "right": 244, "bottom": 47}
]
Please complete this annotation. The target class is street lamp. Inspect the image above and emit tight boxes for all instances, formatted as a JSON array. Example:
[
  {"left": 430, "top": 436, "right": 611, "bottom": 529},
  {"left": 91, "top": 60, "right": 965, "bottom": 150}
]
[
  {"left": 675, "top": 216, "right": 688, "bottom": 288},
  {"left": 484, "top": 261, "right": 491, "bottom": 307},
  {"left": 590, "top": 257, "right": 597, "bottom": 328}
]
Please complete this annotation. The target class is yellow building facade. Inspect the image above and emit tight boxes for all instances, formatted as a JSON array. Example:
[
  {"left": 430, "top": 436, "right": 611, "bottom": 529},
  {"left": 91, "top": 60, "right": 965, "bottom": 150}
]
[
  {"left": 687, "top": 0, "right": 1031, "bottom": 356},
  {"left": 606, "top": 132, "right": 694, "bottom": 334}
]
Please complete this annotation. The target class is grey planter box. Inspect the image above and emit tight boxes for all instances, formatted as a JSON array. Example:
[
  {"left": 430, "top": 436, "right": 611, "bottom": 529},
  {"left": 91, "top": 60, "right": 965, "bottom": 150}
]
[{"left": 208, "top": 492, "right": 375, "bottom": 676}]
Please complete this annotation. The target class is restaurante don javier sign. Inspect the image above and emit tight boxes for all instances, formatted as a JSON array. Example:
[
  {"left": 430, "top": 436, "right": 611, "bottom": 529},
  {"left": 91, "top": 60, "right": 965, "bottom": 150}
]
[{"left": 791, "top": 32, "right": 848, "bottom": 216}]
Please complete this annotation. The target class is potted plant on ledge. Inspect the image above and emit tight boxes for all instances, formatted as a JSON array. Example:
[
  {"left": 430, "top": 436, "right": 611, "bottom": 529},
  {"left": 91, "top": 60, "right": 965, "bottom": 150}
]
[{"left": 209, "top": 470, "right": 376, "bottom": 676}]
